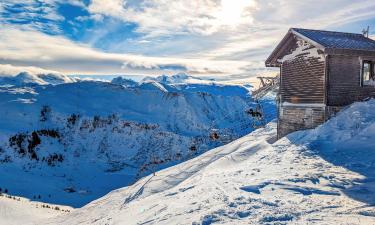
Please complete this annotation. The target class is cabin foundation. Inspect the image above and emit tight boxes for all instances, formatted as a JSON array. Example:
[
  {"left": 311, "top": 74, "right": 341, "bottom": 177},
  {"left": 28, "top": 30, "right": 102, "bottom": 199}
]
[
  {"left": 277, "top": 104, "right": 344, "bottom": 138},
  {"left": 278, "top": 105, "right": 325, "bottom": 138}
]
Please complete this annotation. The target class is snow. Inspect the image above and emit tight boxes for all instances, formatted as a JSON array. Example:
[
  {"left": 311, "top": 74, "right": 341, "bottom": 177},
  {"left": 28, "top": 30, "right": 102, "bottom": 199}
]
[
  {"left": 0, "top": 64, "right": 61, "bottom": 78},
  {"left": 141, "top": 73, "right": 214, "bottom": 85},
  {"left": 138, "top": 80, "right": 169, "bottom": 92},
  {"left": 0, "top": 193, "right": 72, "bottom": 225},
  {"left": 363, "top": 79, "right": 375, "bottom": 86},
  {"left": 0, "top": 74, "right": 275, "bottom": 208},
  {"left": 110, "top": 76, "right": 138, "bottom": 87},
  {"left": 45, "top": 99, "right": 375, "bottom": 225},
  {"left": 279, "top": 38, "right": 325, "bottom": 63},
  {"left": 0, "top": 72, "right": 75, "bottom": 86}
]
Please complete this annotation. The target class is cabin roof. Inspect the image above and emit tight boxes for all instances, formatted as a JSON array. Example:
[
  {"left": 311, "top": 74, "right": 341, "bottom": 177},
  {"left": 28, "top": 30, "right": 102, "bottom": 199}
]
[
  {"left": 293, "top": 28, "right": 375, "bottom": 51},
  {"left": 266, "top": 28, "right": 375, "bottom": 67}
]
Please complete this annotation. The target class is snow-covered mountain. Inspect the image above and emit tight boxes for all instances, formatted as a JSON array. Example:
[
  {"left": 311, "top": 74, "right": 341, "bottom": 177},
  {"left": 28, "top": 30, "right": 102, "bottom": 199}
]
[
  {"left": 0, "top": 72, "right": 75, "bottom": 86},
  {"left": 44, "top": 99, "right": 375, "bottom": 225},
  {"left": 141, "top": 73, "right": 214, "bottom": 85},
  {"left": 0, "top": 74, "right": 275, "bottom": 208},
  {"left": 110, "top": 76, "right": 138, "bottom": 87}
]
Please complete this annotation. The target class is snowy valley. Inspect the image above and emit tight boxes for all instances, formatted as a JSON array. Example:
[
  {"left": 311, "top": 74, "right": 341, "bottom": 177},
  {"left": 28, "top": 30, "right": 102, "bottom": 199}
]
[{"left": 0, "top": 72, "right": 275, "bottom": 208}]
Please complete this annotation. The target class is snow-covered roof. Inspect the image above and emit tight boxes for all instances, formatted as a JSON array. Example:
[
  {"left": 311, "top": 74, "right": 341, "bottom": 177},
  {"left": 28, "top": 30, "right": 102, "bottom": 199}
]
[
  {"left": 266, "top": 28, "right": 375, "bottom": 67},
  {"left": 292, "top": 28, "right": 375, "bottom": 51}
]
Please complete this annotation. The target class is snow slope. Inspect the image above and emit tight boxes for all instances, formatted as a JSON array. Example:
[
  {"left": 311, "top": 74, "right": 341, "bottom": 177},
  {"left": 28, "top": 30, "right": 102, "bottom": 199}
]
[
  {"left": 46, "top": 99, "right": 375, "bottom": 225},
  {"left": 0, "top": 75, "right": 275, "bottom": 208},
  {"left": 0, "top": 193, "right": 72, "bottom": 225}
]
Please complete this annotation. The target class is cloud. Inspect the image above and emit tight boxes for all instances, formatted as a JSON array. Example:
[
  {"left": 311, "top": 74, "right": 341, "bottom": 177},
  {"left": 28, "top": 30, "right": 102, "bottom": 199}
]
[
  {"left": 75, "top": 14, "right": 104, "bottom": 22},
  {"left": 0, "top": 0, "right": 64, "bottom": 33},
  {"left": 84, "top": 0, "right": 375, "bottom": 62},
  {"left": 0, "top": 25, "right": 252, "bottom": 76},
  {"left": 0, "top": 64, "right": 60, "bottom": 77},
  {"left": 86, "top": 0, "right": 375, "bottom": 37},
  {"left": 0, "top": 0, "right": 90, "bottom": 35},
  {"left": 87, "top": 0, "right": 258, "bottom": 36},
  {"left": 1, "top": 0, "right": 375, "bottom": 79}
]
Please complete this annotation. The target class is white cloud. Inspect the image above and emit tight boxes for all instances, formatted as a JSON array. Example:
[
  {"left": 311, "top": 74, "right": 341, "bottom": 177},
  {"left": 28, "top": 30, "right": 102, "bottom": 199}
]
[
  {"left": 1, "top": 1, "right": 375, "bottom": 79},
  {"left": 86, "top": 0, "right": 375, "bottom": 37},
  {"left": 0, "top": 64, "right": 60, "bottom": 77},
  {"left": 0, "top": 25, "right": 253, "bottom": 76},
  {"left": 75, "top": 14, "right": 104, "bottom": 22},
  {"left": 88, "top": 0, "right": 258, "bottom": 36},
  {"left": 85, "top": 0, "right": 375, "bottom": 61},
  {"left": 0, "top": 0, "right": 66, "bottom": 33}
]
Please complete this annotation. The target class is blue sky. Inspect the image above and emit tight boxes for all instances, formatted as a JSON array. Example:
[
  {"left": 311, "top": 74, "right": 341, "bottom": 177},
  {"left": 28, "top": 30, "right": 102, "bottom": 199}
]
[{"left": 0, "top": 0, "right": 375, "bottom": 79}]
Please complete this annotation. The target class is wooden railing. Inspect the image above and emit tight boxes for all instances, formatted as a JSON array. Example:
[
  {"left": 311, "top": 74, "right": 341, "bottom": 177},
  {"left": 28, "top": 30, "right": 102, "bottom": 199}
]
[{"left": 252, "top": 75, "right": 280, "bottom": 100}]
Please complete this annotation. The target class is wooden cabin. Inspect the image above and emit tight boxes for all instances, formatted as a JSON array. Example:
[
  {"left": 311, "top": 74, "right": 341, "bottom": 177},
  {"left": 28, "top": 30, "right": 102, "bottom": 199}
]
[{"left": 266, "top": 28, "right": 375, "bottom": 138}]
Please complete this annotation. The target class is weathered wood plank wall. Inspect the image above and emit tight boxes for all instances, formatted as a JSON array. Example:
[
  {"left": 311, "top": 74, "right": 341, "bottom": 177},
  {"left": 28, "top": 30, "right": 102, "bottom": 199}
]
[
  {"left": 327, "top": 55, "right": 375, "bottom": 106},
  {"left": 280, "top": 41, "right": 326, "bottom": 104},
  {"left": 278, "top": 36, "right": 327, "bottom": 137}
]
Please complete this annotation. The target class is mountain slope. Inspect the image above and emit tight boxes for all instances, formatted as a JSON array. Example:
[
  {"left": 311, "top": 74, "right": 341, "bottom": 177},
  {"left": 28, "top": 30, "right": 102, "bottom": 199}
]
[
  {"left": 0, "top": 76, "right": 275, "bottom": 207},
  {"left": 45, "top": 99, "right": 375, "bottom": 225},
  {"left": 0, "top": 193, "right": 72, "bottom": 225}
]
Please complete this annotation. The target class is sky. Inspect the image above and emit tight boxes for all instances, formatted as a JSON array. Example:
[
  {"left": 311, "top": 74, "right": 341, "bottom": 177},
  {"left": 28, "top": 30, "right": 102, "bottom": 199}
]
[{"left": 0, "top": 0, "right": 375, "bottom": 79}]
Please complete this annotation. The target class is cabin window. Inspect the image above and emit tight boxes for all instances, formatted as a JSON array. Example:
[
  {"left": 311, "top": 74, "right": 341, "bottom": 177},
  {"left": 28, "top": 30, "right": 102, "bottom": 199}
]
[{"left": 362, "top": 61, "right": 375, "bottom": 86}]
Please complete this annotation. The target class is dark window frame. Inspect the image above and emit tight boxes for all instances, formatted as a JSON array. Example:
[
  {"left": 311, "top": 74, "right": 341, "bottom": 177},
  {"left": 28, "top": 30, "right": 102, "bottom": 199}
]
[{"left": 362, "top": 60, "right": 375, "bottom": 86}]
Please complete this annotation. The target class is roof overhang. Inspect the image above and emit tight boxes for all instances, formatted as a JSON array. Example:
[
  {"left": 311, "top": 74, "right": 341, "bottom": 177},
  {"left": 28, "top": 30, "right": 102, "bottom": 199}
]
[
  {"left": 266, "top": 28, "right": 375, "bottom": 67},
  {"left": 265, "top": 28, "right": 325, "bottom": 68},
  {"left": 265, "top": 29, "right": 293, "bottom": 67}
]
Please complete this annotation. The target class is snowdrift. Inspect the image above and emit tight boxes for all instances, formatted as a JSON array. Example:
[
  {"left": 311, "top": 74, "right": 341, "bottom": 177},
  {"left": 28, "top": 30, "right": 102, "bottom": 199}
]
[{"left": 45, "top": 99, "right": 375, "bottom": 225}]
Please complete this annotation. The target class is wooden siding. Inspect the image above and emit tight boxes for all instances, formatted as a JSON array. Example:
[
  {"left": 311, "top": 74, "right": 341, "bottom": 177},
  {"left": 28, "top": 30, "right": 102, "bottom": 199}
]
[
  {"left": 280, "top": 53, "right": 326, "bottom": 104},
  {"left": 277, "top": 36, "right": 327, "bottom": 138},
  {"left": 327, "top": 55, "right": 375, "bottom": 106}
]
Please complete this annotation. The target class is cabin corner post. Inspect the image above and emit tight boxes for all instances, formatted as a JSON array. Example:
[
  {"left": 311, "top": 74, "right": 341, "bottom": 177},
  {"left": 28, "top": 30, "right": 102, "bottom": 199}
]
[
  {"left": 277, "top": 65, "right": 282, "bottom": 139},
  {"left": 324, "top": 54, "right": 329, "bottom": 122},
  {"left": 359, "top": 57, "right": 363, "bottom": 87}
]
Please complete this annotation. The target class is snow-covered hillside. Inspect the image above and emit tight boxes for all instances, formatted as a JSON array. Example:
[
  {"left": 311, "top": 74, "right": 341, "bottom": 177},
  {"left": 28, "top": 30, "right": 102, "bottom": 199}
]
[
  {"left": 45, "top": 99, "right": 375, "bottom": 225},
  {"left": 0, "top": 73, "right": 275, "bottom": 207},
  {"left": 0, "top": 193, "right": 72, "bottom": 225}
]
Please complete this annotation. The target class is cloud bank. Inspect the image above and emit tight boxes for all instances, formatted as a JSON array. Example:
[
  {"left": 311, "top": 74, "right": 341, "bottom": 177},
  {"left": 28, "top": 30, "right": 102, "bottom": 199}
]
[
  {"left": 0, "top": 25, "right": 252, "bottom": 76},
  {"left": 0, "top": 0, "right": 374, "bottom": 78}
]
